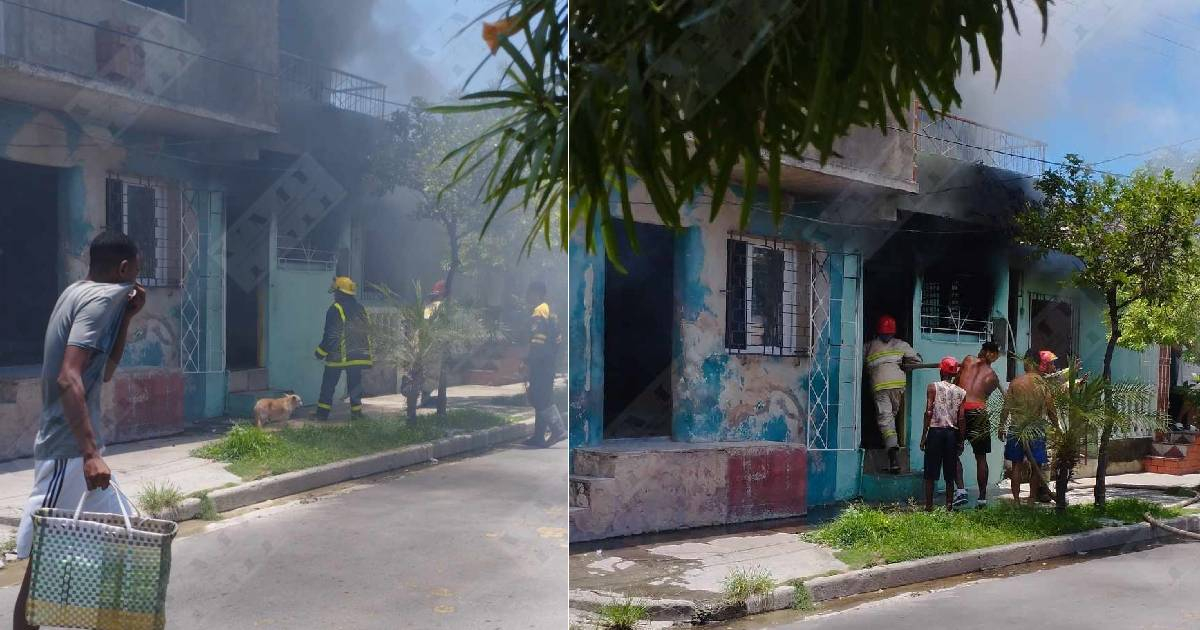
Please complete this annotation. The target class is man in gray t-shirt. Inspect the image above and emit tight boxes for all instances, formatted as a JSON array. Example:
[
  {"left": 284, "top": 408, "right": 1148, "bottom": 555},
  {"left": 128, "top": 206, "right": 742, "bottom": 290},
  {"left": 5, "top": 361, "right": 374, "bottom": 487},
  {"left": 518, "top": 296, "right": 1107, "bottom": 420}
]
[{"left": 14, "top": 231, "right": 146, "bottom": 630}]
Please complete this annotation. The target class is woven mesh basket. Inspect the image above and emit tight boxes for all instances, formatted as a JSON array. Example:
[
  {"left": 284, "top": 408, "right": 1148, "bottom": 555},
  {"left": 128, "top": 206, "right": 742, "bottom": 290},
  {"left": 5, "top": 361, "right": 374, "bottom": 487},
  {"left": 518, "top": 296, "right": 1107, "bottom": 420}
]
[{"left": 26, "top": 483, "right": 177, "bottom": 630}]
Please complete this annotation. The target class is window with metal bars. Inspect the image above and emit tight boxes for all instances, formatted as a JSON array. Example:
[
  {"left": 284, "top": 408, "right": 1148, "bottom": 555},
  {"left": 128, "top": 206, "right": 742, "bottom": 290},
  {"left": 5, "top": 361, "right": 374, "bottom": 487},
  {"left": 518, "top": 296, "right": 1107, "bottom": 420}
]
[
  {"left": 725, "top": 235, "right": 810, "bottom": 356},
  {"left": 920, "top": 271, "right": 992, "bottom": 338},
  {"left": 106, "top": 174, "right": 181, "bottom": 287}
]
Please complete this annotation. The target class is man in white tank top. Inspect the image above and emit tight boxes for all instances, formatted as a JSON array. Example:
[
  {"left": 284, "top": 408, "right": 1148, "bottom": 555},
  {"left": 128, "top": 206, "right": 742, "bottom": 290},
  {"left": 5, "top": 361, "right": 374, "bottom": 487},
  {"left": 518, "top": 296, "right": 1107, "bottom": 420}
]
[{"left": 921, "top": 357, "right": 967, "bottom": 511}]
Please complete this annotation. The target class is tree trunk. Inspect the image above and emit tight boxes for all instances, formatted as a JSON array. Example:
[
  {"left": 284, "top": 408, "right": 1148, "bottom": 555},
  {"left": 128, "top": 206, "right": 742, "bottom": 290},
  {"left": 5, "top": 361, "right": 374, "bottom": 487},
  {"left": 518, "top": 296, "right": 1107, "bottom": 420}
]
[
  {"left": 1054, "top": 456, "right": 1071, "bottom": 513},
  {"left": 1094, "top": 290, "right": 1121, "bottom": 511},
  {"left": 436, "top": 223, "right": 461, "bottom": 418}
]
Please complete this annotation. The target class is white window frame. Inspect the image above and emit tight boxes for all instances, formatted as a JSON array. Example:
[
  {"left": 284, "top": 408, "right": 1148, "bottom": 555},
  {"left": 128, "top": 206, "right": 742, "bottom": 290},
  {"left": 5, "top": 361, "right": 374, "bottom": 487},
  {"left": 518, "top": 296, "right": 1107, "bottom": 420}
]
[
  {"left": 727, "top": 234, "right": 806, "bottom": 357},
  {"left": 112, "top": 175, "right": 178, "bottom": 287}
]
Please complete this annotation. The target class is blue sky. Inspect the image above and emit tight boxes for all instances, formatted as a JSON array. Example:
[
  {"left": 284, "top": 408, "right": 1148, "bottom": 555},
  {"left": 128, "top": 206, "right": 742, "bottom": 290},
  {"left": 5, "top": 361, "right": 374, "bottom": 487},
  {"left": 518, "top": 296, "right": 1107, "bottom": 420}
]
[
  {"left": 349, "top": 0, "right": 1200, "bottom": 176},
  {"left": 955, "top": 0, "right": 1200, "bottom": 175}
]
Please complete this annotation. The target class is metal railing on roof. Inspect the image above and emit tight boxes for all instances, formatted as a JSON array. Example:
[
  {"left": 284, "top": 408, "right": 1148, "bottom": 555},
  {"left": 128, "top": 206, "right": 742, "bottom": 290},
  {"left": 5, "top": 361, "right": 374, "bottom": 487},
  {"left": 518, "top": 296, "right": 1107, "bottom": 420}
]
[
  {"left": 915, "top": 105, "right": 1048, "bottom": 177},
  {"left": 279, "top": 51, "right": 388, "bottom": 118}
]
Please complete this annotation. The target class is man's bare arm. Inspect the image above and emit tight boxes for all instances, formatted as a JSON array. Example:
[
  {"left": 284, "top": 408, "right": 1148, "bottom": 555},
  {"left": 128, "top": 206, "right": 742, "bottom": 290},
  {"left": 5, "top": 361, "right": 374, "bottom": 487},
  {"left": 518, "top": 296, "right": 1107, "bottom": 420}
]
[{"left": 60, "top": 347, "right": 99, "bottom": 456}]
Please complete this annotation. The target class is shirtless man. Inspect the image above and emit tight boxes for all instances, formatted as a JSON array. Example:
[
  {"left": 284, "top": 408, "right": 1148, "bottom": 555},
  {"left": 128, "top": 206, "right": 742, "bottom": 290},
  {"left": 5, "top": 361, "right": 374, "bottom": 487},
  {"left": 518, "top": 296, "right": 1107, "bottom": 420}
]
[
  {"left": 998, "top": 351, "right": 1058, "bottom": 505},
  {"left": 953, "top": 341, "right": 1003, "bottom": 508}
]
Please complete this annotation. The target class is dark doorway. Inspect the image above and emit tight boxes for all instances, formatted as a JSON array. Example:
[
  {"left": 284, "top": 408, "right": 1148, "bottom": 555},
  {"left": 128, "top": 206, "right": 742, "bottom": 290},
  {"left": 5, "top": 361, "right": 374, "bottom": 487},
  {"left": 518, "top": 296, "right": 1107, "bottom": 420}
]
[
  {"left": 225, "top": 199, "right": 265, "bottom": 370},
  {"left": 1029, "top": 295, "right": 1075, "bottom": 371},
  {"left": 604, "top": 223, "right": 674, "bottom": 439},
  {"left": 0, "top": 160, "right": 60, "bottom": 366},
  {"left": 860, "top": 265, "right": 915, "bottom": 449}
]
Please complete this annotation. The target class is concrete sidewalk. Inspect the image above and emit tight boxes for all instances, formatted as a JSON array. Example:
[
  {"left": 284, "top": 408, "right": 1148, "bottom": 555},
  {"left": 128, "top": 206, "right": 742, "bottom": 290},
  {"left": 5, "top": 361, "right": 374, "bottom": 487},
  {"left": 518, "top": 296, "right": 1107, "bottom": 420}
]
[
  {"left": 0, "top": 380, "right": 557, "bottom": 527},
  {"left": 569, "top": 472, "right": 1200, "bottom": 610}
]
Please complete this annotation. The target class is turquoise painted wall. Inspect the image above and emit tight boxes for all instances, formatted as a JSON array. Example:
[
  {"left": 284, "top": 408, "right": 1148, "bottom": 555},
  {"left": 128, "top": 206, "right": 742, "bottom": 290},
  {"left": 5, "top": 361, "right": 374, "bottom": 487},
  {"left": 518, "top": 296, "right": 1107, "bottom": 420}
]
[
  {"left": 567, "top": 190, "right": 868, "bottom": 506},
  {"left": 267, "top": 266, "right": 337, "bottom": 403},
  {"left": 903, "top": 251, "right": 1010, "bottom": 494},
  {"left": 568, "top": 229, "right": 606, "bottom": 467}
]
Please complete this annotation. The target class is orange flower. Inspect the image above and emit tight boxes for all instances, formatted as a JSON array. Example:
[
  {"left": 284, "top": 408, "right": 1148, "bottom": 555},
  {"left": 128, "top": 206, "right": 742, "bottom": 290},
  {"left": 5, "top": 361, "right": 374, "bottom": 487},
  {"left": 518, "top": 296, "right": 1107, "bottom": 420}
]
[{"left": 483, "top": 17, "right": 521, "bottom": 55}]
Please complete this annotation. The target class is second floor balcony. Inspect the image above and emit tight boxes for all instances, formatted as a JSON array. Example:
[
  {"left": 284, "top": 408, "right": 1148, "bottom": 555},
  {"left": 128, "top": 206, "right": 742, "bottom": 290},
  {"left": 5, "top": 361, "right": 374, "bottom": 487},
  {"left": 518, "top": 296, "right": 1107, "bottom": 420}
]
[{"left": 0, "top": 0, "right": 278, "bottom": 137}]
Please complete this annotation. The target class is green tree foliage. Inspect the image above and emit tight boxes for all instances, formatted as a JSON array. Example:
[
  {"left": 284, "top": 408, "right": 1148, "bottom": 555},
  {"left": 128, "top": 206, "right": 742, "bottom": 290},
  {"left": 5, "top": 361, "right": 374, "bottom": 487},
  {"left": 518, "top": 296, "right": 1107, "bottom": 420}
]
[
  {"left": 368, "top": 284, "right": 489, "bottom": 421},
  {"left": 438, "top": 0, "right": 1046, "bottom": 261},
  {"left": 1000, "top": 368, "right": 1162, "bottom": 512},
  {"left": 1016, "top": 154, "right": 1200, "bottom": 508}
]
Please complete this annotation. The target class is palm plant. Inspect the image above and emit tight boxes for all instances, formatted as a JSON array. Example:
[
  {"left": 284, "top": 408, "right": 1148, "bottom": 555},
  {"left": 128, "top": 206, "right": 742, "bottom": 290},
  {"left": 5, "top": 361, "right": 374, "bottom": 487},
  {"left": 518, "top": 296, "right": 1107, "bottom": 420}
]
[
  {"left": 369, "top": 284, "right": 490, "bottom": 421},
  {"left": 999, "top": 366, "right": 1165, "bottom": 513}
]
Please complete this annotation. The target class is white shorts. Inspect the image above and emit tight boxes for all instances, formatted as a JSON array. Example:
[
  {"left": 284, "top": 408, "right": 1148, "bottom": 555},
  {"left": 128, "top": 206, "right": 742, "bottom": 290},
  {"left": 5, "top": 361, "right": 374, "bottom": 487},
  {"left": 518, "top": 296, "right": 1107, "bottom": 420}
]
[{"left": 15, "top": 456, "right": 122, "bottom": 559}]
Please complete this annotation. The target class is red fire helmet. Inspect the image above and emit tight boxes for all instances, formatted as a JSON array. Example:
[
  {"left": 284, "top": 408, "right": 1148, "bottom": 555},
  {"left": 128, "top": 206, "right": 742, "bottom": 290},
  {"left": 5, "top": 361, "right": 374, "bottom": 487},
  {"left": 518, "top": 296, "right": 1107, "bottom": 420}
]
[{"left": 877, "top": 315, "right": 897, "bottom": 335}]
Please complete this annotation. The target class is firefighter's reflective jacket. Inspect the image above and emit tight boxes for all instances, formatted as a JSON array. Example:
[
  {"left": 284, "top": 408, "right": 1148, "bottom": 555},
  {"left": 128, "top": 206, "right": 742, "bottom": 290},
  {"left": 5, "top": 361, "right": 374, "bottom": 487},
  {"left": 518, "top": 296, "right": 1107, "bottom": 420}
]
[
  {"left": 528, "top": 302, "right": 561, "bottom": 367},
  {"left": 315, "top": 296, "right": 373, "bottom": 368},
  {"left": 864, "top": 337, "right": 920, "bottom": 392}
]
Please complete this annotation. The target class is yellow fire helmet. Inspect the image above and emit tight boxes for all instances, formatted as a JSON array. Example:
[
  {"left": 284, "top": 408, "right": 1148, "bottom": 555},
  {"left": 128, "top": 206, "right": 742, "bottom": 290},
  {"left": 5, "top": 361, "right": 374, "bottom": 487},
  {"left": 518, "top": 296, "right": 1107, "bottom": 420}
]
[{"left": 331, "top": 276, "right": 357, "bottom": 296}]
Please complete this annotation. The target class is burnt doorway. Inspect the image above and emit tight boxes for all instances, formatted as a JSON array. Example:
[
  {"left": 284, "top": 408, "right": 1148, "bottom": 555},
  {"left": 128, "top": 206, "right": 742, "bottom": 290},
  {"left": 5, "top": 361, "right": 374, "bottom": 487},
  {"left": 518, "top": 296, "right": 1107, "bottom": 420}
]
[
  {"left": 0, "top": 159, "right": 60, "bottom": 367},
  {"left": 1029, "top": 294, "right": 1076, "bottom": 372},
  {"left": 860, "top": 265, "right": 915, "bottom": 449},
  {"left": 604, "top": 223, "right": 674, "bottom": 439},
  {"left": 225, "top": 199, "right": 265, "bottom": 370}
]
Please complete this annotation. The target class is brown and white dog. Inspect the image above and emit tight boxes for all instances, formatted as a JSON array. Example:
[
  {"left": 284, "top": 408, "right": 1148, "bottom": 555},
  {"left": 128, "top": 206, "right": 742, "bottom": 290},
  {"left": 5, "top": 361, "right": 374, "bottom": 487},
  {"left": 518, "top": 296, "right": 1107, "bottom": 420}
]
[{"left": 253, "top": 393, "right": 302, "bottom": 428}]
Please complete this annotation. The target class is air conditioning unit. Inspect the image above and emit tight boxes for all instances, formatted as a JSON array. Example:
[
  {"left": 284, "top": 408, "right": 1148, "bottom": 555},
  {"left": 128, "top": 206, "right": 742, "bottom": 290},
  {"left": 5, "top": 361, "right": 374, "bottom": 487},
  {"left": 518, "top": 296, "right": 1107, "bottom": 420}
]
[{"left": 95, "top": 20, "right": 146, "bottom": 87}]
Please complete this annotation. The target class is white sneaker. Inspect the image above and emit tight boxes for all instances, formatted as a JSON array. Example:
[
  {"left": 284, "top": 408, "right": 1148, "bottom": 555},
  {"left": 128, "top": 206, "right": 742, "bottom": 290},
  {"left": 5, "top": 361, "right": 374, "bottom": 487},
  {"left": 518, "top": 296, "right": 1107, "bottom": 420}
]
[{"left": 952, "top": 489, "right": 968, "bottom": 507}]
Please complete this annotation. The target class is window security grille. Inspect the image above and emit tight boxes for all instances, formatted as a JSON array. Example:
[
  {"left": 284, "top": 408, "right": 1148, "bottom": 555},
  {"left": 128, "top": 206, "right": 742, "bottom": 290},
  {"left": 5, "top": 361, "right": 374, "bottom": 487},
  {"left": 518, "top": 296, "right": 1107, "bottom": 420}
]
[
  {"left": 725, "top": 235, "right": 809, "bottom": 356},
  {"left": 920, "top": 272, "right": 992, "bottom": 339},
  {"left": 106, "top": 174, "right": 181, "bottom": 287}
]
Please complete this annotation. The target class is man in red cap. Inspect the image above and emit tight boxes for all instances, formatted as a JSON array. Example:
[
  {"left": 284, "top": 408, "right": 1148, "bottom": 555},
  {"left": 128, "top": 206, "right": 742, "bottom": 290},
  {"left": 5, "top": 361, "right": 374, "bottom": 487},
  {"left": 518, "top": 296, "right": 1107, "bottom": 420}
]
[
  {"left": 864, "top": 314, "right": 921, "bottom": 473},
  {"left": 921, "top": 357, "right": 966, "bottom": 511}
]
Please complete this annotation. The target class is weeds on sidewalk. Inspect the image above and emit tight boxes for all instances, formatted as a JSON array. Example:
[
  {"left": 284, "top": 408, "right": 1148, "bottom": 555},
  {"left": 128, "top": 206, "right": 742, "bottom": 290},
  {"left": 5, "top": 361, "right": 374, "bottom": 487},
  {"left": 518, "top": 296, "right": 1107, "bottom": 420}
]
[
  {"left": 785, "top": 579, "right": 814, "bottom": 611},
  {"left": 137, "top": 481, "right": 184, "bottom": 516},
  {"left": 193, "top": 409, "right": 513, "bottom": 480},
  {"left": 804, "top": 498, "right": 1180, "bottom": 566},
  {"left": 190, "top": 491, "right": 220, "bottom": 521},
  {"left": 722, "top": 566, "right": 776, "bottom": 601},
  {"left": 596, "top": 599, "right": 646, "bottom": 629}
]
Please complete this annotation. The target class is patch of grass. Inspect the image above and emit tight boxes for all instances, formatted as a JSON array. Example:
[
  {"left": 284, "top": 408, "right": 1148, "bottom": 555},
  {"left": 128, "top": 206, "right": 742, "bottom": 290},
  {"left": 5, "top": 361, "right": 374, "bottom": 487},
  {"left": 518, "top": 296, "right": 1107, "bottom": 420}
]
[
  {"left": 2, "top": 534, "right": 15, "bottom": 553},
  {"left": 136, "top": 481, "right": 185, "bottom": 516},
  {"left": 190, "top": 491, "right": 220, "bottom": 521},
  {"left": 785, "top": 579, "right": 814, "bottom": 611},
  {"left": 722, "top": 566, "right": 776, "bottom": 601},
  {"left": 804, "top": 499, "right": 1181, "bottom": 564},
  {"left": 596, "top": 599, "right": 646, "bottom": 629},
  {"left": 192, "top": 409, "right": 512, "bottom": 480}
]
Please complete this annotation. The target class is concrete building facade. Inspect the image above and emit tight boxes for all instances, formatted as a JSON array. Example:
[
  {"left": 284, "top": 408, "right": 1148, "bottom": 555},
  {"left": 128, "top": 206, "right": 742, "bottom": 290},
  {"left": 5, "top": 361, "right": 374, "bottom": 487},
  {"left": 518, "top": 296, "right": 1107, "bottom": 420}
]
[
  {"left": 0, "top": 0, "right": 394, "bottom": 460},
  {"left": 568, "top": 112, "right": 1164, "bottom": 541}
]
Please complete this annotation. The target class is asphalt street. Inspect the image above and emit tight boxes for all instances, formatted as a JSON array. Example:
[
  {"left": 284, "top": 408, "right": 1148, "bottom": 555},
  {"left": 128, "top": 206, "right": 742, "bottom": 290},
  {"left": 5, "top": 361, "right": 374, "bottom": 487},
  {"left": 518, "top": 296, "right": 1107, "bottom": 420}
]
[
  {"left": 0, "top": 441, "right": 568, "bottom": 629},
  {"left": 718, "top": 540, "right": 1200, "bottom": 630}
]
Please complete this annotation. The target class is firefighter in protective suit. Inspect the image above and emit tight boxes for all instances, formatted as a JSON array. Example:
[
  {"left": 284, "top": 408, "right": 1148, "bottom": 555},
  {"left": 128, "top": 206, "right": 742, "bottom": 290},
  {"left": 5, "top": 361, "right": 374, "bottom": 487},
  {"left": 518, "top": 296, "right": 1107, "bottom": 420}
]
[
  {"left": 314, "top": 276, "right": 373, "bottom": 420},
  {"left": 864, "top": 315, "right": 921, "bottom": 473}
]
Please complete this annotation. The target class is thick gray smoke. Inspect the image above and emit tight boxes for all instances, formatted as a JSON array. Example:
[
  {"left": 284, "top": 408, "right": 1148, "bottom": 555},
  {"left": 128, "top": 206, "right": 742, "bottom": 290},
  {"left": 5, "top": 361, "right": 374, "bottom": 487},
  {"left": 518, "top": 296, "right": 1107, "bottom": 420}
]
[
  {"left": 279, "top": 0, "right": 506, "bottom": 104},
  {"left": 953, "top": 0, "right": 1200, "bottom": 133},
  {"left": 279, "top": 0, "right": 448, "bottom": 103}
]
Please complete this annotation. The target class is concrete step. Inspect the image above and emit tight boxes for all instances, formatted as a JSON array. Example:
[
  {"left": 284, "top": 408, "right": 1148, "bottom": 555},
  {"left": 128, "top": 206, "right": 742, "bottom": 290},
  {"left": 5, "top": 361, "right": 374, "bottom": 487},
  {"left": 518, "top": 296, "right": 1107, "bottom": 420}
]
[
  {"left": 1150, "top": 442, "right": 1190, "bottom": 459},
  {"left": 570, "top": 474, "right": 614, "bottom": 509},
  {"left": 227, "top": 368, "right": 269, "bottom": 393},
  {"left": 863, "top": 447, "right": 913, "bottom": 474},
  {"left": 225, "top": 389, "right": 290, "bottom": 419}
]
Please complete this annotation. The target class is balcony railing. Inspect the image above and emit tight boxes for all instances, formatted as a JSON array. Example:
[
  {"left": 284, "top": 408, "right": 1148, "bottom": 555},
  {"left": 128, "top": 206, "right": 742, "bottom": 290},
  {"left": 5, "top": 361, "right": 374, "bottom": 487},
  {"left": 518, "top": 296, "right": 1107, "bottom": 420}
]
[
  {"left": 915, "top": 105, "right": 1048, "bottom": 177},
  {"left": 0, "top": 2, "right": 276, "bottom": 131},
  {"left": 280, "top": 51, "right": 387, "bottom": 119}
]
